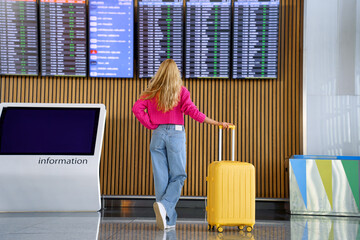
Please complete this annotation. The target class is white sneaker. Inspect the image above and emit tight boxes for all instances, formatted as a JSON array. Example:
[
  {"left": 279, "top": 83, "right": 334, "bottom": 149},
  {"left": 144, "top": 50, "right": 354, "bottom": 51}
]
[
  {"left": 165, "top": 225, "right": 175, "bottom": 230},
  {"left": 153, "top": 202, "right": 167, "bottom": 230}
]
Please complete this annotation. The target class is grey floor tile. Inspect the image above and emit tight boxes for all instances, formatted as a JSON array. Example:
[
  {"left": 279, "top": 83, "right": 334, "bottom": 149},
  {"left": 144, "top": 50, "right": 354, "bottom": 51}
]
[{"left": 0, "top": 216, "right": 48, "bottom": 234}]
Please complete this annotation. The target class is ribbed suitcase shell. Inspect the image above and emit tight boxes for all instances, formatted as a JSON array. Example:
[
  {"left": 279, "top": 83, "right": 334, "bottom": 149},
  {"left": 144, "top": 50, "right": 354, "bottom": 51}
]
[{"left": 207, "top": 161, "right": 255, "bottom": 231}]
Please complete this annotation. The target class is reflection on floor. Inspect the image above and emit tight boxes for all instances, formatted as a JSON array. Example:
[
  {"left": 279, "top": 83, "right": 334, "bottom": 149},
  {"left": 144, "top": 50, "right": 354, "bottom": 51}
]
[
  {"left": 99, "top": 219, "right": 288, "bottom": 240},
  {"left": 0, "top": 200, "right": 360, "bottom": 239},
  {"left": 291, "top": 215, "right": 360, "bottom": 240}
]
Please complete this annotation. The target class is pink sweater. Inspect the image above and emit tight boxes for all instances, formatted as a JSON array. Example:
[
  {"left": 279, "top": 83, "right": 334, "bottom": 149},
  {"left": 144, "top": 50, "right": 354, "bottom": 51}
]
[{"left": 132, "top": 86, "right": 206, "bottom": 130}]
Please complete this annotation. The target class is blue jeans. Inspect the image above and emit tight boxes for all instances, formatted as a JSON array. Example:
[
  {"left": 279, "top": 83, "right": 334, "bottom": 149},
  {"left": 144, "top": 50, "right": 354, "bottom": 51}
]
[{"left": 150, "top": 124, "right": 187, "bottom": 226}]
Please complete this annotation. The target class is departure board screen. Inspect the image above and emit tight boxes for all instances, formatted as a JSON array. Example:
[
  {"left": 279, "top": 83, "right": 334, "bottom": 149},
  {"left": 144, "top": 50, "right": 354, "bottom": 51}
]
[
  {"left": 185, "top": 0, "right": 231, "bottom": 78},
  {"left": 40, "top": 0, "right": 87, "bottom": 77},
  {"left": 138, "top": 0, "right": 183, "bottom": 78},
  {"left": 89, "top": 0, "right": 134, "bottom": 78},
  {"left": 233, "top": 0, "right": 279, "bottom": 79},
  {"left": 0, "top": 0, "right": 38, "bottom": 76}
]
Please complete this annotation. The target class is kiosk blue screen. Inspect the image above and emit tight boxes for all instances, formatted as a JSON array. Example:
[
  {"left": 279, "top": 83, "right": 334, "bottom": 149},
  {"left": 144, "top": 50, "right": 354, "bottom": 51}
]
[{"left": 0, "top": 107, "right": 100, "bottom": 155}]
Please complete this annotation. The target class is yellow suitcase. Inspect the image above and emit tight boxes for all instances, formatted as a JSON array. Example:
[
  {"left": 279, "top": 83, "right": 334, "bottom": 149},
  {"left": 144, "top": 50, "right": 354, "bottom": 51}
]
[{"left": 206, "top": 126, "right": 255, "bottom": 233}]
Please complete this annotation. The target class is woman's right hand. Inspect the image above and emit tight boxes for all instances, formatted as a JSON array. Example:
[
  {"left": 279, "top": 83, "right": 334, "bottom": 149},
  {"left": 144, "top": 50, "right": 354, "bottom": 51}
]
[
  {"left": 218, "top": 122, "right": 233, "bottom": 129},
  {"left": 203, "top": 117, "right": 234, "bottom": 129}
]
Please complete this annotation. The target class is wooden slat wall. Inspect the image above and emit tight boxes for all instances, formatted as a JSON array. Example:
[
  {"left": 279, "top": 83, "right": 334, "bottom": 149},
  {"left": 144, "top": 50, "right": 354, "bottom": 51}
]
[{"left": 0, "top": 0, "right": 303, "bottom": 198}]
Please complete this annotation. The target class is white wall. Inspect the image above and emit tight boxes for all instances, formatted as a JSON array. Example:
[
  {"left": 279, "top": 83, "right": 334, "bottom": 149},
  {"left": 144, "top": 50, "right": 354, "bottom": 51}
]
[{"left": 304, "top": 0, "right": 360, "bottom": 155}]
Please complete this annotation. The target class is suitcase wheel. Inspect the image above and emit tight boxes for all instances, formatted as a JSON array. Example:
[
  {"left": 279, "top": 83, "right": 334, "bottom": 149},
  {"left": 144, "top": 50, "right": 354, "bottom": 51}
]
[
  {"left": 207, "top": 224, "right": 213, "bottom": 231},
  {"left": 217, "top": 226, "right": 223, "bottom": 233},
  {"left": 246, "top": 226, "right": 253, "bottom": 232},
  {"left": 238, "top": 225, "right": 244, "bottom": 231}
]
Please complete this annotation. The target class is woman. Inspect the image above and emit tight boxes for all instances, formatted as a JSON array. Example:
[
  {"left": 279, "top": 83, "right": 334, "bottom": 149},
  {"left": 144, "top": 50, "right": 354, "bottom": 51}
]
[{"left": 132, "top": 59, "right": 232, "bottom": 230}]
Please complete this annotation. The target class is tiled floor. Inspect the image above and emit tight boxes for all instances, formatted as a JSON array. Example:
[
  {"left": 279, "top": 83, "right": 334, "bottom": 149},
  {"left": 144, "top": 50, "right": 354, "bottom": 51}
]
[{"left": 0, "top": 200, "right": 359, "bottom": 239}]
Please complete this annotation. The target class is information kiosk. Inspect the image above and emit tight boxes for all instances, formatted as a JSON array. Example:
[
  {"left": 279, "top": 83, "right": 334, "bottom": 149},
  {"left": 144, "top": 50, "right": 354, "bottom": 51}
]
[{"left": 0, "top": 103, "right": 106, "bottom": 212}]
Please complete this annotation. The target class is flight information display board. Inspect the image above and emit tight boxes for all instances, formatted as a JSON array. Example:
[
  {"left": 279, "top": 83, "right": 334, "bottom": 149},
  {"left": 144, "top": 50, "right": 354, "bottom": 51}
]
[
  {"left": 89, "top": 0, "right": 134, "bottom": 78},
  {"left": 233, "top": 0, "right": 279, "bottom": 79},
  {"left": 185, "top": 0, "right": 231, "bottom": 78},
  {"left": 40, "top": 0, "right": 87, "bottom": 77},
  {"left": 0, "top": 0, "right": 38, "bottom": 76},
  {"left": 138, "top": 0, "right": 183, "bottom": 78}
]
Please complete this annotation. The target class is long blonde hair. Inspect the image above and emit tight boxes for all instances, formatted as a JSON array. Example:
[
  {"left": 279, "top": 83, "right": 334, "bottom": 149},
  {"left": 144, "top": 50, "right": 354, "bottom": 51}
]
[{"left": 140, "top": 59, "right": 182, "bottom": 112}]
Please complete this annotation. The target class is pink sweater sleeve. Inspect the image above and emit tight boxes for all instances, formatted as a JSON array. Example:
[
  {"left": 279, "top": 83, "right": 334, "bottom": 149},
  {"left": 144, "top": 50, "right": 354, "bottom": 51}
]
[
  {"left": 180, "top": 87, "right": 206, "bottom": 123},
  {"left": 132, "top": 99, "right": 159, "bottom": 130}
]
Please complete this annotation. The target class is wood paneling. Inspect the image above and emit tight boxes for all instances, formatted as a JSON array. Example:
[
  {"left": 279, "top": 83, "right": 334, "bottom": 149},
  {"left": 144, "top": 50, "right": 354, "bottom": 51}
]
[{"left": 0, "top": 0, "right": 303, "bottom": 198}]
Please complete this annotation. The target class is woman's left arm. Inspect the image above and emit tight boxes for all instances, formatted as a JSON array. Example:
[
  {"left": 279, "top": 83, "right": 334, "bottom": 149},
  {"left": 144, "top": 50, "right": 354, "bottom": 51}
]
[{"left": 132, "top": 99, "right": 159, "bottom": 130}]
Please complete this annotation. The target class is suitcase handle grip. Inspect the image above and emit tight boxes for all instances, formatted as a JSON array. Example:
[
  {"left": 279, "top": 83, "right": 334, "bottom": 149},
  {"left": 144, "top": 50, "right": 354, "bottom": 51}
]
[
  {"left": 218, "top": 125, "right": 235, "bottom": 161},
  {"left": 219, "top": 125, "right": 236, "bottom": 130}
]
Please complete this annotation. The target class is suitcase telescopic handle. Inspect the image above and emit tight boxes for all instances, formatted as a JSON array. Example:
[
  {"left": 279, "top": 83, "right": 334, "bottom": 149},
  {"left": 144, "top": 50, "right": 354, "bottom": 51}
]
[{"left": 218, "top": 125, "right": 236, "bottom": 161}]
